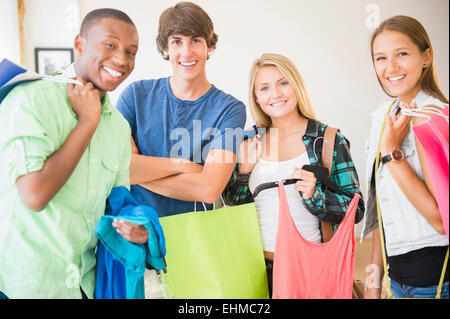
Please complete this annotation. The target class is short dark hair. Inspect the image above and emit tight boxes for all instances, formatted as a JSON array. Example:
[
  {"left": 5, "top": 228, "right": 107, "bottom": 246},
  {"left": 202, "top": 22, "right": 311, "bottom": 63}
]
[
  {"left": 156, "top": 2, "right": 218, "bottom": 60},
  {"left": 80, "top": 8, "right": 135, "bottom": 37}
]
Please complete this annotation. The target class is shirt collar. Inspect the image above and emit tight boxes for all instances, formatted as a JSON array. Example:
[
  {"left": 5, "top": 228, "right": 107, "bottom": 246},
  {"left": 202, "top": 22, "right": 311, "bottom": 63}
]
[
  {"left": 389, "top": 90, "right": 431, "bottom": 116},
  {"left": 303, "top": 118, "right": 321, "bottom": 138}
]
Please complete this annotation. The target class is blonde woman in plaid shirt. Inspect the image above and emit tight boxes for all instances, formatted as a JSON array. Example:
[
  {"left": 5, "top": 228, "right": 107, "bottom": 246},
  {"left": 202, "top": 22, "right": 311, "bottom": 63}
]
[{"left": 223, "top": 53, "right": 364, "bottom": 297}]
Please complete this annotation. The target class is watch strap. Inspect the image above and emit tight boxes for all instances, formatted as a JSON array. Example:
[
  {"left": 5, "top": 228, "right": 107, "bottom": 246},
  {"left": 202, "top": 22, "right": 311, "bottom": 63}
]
[{"left": 381, "top": 153, "right": 392, "bottom": 164}]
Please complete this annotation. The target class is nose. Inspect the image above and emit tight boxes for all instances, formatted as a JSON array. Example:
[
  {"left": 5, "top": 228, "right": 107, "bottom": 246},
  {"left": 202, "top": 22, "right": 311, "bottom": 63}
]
[
  {"left": 386, "top": 58, "right": 399, "bottom": 73},
  {"left": 181, "top": 42, "right": 194, "bottom": 58},
  {"left": 112, "top": 50, "right": 128, "bottom": 67},
  {"left": 272, "top": 85, "right": 283, "bottom": 99}
]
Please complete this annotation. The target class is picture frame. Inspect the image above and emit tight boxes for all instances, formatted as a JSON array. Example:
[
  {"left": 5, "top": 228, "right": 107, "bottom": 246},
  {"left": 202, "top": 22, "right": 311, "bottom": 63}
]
[{"left": 34, "top": 48, "right": 74, "bottom": 74}]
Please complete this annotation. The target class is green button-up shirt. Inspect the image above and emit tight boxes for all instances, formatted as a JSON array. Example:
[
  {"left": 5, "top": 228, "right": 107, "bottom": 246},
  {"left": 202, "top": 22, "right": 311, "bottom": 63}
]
[{"left": 0, "top": 76, "right": 131, "bottom": 298}]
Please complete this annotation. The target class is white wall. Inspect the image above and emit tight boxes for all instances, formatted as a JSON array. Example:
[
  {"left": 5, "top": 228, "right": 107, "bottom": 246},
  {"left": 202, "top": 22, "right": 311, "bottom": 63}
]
[
  {"left": 22, "top": 0, "right": 79, "bottom": 72},
  {"left": 0, "top": 0, "right": 20, "bottom": 65}
]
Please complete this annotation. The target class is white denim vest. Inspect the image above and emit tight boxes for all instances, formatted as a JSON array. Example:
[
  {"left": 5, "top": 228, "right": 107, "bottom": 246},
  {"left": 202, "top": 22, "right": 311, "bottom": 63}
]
[{"left": 361, "top": 91, "right": 448, "bottom": 256}]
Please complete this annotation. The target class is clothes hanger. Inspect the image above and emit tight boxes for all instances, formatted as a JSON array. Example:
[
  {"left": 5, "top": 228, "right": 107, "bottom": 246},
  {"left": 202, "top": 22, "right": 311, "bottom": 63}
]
[{"left": 252, "top": 165, "right": 348, "bottom": 198}]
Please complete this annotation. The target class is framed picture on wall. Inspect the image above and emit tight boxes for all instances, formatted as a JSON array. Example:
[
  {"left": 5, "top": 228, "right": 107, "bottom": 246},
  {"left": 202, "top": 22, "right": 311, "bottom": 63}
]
[{"left": 34, "top": 48, "right": 74, "bottom": 74}]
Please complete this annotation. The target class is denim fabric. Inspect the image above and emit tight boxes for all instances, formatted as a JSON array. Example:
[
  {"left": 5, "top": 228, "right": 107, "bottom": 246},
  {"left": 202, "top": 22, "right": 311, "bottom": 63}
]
[
  {"left": 361, "top": 91, "right": 448, "bottom": 257},
  {"left": 390, "top": 279, "right": 449, "bottom": 299},
  {"left": 0, "top": 290, "right": 8, "bottom": 299}
]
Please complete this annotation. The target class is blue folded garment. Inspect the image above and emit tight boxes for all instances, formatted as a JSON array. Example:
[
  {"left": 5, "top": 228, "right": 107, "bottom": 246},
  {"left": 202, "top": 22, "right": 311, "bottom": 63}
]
[{"left": 95, "top": 187, "right": 166, "bottom": 299}]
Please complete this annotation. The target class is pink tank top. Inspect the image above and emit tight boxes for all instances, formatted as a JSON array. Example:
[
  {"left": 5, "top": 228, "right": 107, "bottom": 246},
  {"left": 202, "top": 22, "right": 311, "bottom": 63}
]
[{"left": 272, "top": 182, "right": 360, "bottom": 299}]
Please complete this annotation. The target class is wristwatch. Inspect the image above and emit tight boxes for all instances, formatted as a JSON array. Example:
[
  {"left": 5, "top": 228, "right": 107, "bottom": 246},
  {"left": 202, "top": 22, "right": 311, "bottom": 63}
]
[{"left": 381, "top": 148, "right": 404, "bottom": 164}]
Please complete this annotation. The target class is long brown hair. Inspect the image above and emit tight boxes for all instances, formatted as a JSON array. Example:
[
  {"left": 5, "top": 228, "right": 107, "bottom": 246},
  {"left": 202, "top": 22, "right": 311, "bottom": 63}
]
[{"left": 370, "top": 15, "right": 448, "bottom": 104}]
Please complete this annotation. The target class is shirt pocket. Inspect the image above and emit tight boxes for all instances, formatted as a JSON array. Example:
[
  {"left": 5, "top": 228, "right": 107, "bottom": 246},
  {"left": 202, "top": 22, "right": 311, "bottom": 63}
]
[{"left": 100, "top": 156, "right": 121, "bottom": 195}]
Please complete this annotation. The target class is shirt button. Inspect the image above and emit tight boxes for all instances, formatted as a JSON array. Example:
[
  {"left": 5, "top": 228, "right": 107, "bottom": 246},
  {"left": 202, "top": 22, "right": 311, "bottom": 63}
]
[
  {"left": 90, "top": 189, "right": 96, "bottom": 194},
  {"left": 91, "top": 158, "right": 96, "bottom": 163},
  {"left": 114, "top": 164, "right": 119, "bottom": 169}
]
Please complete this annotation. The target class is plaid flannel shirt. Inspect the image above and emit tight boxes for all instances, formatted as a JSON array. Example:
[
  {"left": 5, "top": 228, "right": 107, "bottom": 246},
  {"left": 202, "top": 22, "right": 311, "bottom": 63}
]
[{"left": 223, "top": 119, "right": 365, "bottom": 229}]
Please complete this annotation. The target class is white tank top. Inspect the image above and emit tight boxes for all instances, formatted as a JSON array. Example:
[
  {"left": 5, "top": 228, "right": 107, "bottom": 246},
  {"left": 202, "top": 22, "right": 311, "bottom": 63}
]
[{"left": 249, "top": 152, "right": 321, "bottom": 252}]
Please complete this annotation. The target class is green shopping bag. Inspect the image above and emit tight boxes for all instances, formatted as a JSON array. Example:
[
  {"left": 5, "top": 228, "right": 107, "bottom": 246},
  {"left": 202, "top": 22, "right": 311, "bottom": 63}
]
[{"left": 159, "top": 202, "right": 269, "bottom": 299}]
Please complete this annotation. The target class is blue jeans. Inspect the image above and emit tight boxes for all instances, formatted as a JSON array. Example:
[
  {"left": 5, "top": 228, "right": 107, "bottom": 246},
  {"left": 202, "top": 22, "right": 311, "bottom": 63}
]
[
  {"left": 0, "top": 290, "right": 8, "bottom": 299},
  {"left": 390, "top": 279, "right": 449, "bottom": 299}
]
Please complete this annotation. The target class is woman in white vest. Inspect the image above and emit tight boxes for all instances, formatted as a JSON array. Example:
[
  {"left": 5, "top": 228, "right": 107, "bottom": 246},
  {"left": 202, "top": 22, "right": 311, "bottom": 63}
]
[{"left": 362, "top": 15, "right": 449, "bottom": 299}]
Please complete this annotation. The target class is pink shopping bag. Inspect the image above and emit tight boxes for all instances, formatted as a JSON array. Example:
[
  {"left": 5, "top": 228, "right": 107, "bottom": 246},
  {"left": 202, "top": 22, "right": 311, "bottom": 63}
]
[
  {"left": 412, "top": 106, "right": 449, "bottom": 239},
  {"left": 272, "top": 182, "right": 360, "bottom": 299}
]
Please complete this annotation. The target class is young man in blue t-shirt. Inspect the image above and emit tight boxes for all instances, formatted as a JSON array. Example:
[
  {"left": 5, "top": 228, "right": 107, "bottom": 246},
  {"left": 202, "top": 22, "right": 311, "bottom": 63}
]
[{"left": 117, "top": 2, "right": 246, "bottom": 217}]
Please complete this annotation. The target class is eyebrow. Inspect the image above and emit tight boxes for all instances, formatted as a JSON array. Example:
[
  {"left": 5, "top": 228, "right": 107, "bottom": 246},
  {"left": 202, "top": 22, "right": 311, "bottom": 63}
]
[
  {"left": 169, "top": 35, "right": 202, "bottom": 40},
  {"left": 106, "top": 34, "right": 138, "bottom": 48}
]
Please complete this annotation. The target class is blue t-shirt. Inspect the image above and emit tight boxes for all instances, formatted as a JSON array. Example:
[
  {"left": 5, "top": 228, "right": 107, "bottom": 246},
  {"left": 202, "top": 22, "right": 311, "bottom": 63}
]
[{"left": 116, "top": 77, "right": 246, "bottom": 217}]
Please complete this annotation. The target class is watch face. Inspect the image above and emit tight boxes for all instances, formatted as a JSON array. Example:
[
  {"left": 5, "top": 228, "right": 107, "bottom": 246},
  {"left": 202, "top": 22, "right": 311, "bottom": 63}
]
[{"left": 392, "top": 149, "right": 403, "bottom": 161}]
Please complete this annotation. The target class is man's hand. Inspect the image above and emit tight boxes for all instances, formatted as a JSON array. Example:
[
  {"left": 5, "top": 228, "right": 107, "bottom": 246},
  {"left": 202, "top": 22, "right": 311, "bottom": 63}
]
[
  {"left": 67, "top": 77, "right": 102, "bottom": 127},
  {"left": 112, "top": 219, "right": 149, "bottom": 244}
]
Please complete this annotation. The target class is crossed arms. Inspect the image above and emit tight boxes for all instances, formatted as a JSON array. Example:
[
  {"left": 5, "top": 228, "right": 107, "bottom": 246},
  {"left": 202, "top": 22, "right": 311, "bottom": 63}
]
[{"left": 129, "top": 137, "right": 236, "bottom": 204}]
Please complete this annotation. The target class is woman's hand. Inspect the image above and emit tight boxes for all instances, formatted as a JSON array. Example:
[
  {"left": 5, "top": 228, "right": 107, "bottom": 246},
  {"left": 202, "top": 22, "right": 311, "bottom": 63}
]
[
  {"left": 380, "top": 100, "right": 414, "bottom": 156},
  {"left": 290, "top": 167, "right": 317, "bottom": 199},
  {"left": 238, "top": 135, "right": 262, "bottom": 174},
  {"left": 113, "top": 219, "right": 149, "bottom": 244}
]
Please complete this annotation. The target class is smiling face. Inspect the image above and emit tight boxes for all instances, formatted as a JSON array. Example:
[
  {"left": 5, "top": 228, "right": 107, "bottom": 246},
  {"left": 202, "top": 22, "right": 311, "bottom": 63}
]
[
  {"left": 166, "top": 34, "right": 211, "bottom": 83},
  {"left": 253, "top": 66, "right": 299, "bottom": 122},
  {"left": 74, "top": 17, "right": 138, "bottom": 93},
  {"left": 372, "top": 30, "right": 431, "bottom": 103}
]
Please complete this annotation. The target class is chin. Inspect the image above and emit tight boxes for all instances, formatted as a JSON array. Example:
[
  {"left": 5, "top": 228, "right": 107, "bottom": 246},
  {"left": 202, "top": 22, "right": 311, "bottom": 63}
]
[{"left": 94, "top": 79, "right": 121, "bottom": 93}]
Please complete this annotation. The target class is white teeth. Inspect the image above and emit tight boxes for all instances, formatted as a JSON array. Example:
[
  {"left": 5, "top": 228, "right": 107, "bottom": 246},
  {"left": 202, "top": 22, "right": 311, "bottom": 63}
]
[
  {"left": 180, "top": 61, "right": 197, "bottom": 67},
  {"left": 103, "top": 66, "right": 122, "bottom": 78},
  {"left": 271, "top": 101, "right": 286, "bottom": 107},
  {"left": 388, "top": 75, "right": 405, "bottom": 81}
]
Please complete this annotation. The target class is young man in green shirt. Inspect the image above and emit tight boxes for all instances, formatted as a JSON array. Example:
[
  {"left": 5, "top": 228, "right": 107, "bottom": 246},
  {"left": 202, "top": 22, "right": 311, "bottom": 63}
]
[{"left": 0, "top": 8, "right": 147, "bottom": 299}]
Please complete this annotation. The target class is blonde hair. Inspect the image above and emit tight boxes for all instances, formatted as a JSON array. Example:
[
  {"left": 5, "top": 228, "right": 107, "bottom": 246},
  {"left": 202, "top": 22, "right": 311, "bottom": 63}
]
[
  {"left": 370, "top": 15, "right": 448, "bottom": 104},
  {"left": 248, "top": 53, "right": 318, "bottom": 128}
]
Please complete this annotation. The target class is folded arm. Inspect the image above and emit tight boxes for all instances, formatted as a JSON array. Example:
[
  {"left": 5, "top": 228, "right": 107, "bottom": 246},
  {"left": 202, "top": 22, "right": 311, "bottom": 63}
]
[
  {"left": 129, "top": 137, "right": 203, "bottom": 185},
  {"left": 139, "top": 149, "right": 237, "bottom": 204},
  {"left": 16, "top": 120, "right": 99, "bottom": 212},
  {"left": 16, "top": 80, "right": 102, "bottom": 212},
  {"left": 380, "top": 106, "right": 445, "bottom": 234}
]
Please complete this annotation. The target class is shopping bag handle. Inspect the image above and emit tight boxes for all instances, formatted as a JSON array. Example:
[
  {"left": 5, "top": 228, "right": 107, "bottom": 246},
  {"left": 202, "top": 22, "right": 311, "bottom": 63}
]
[{"left": 194, "top": 195, "right": 227, "bottom": 212}]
